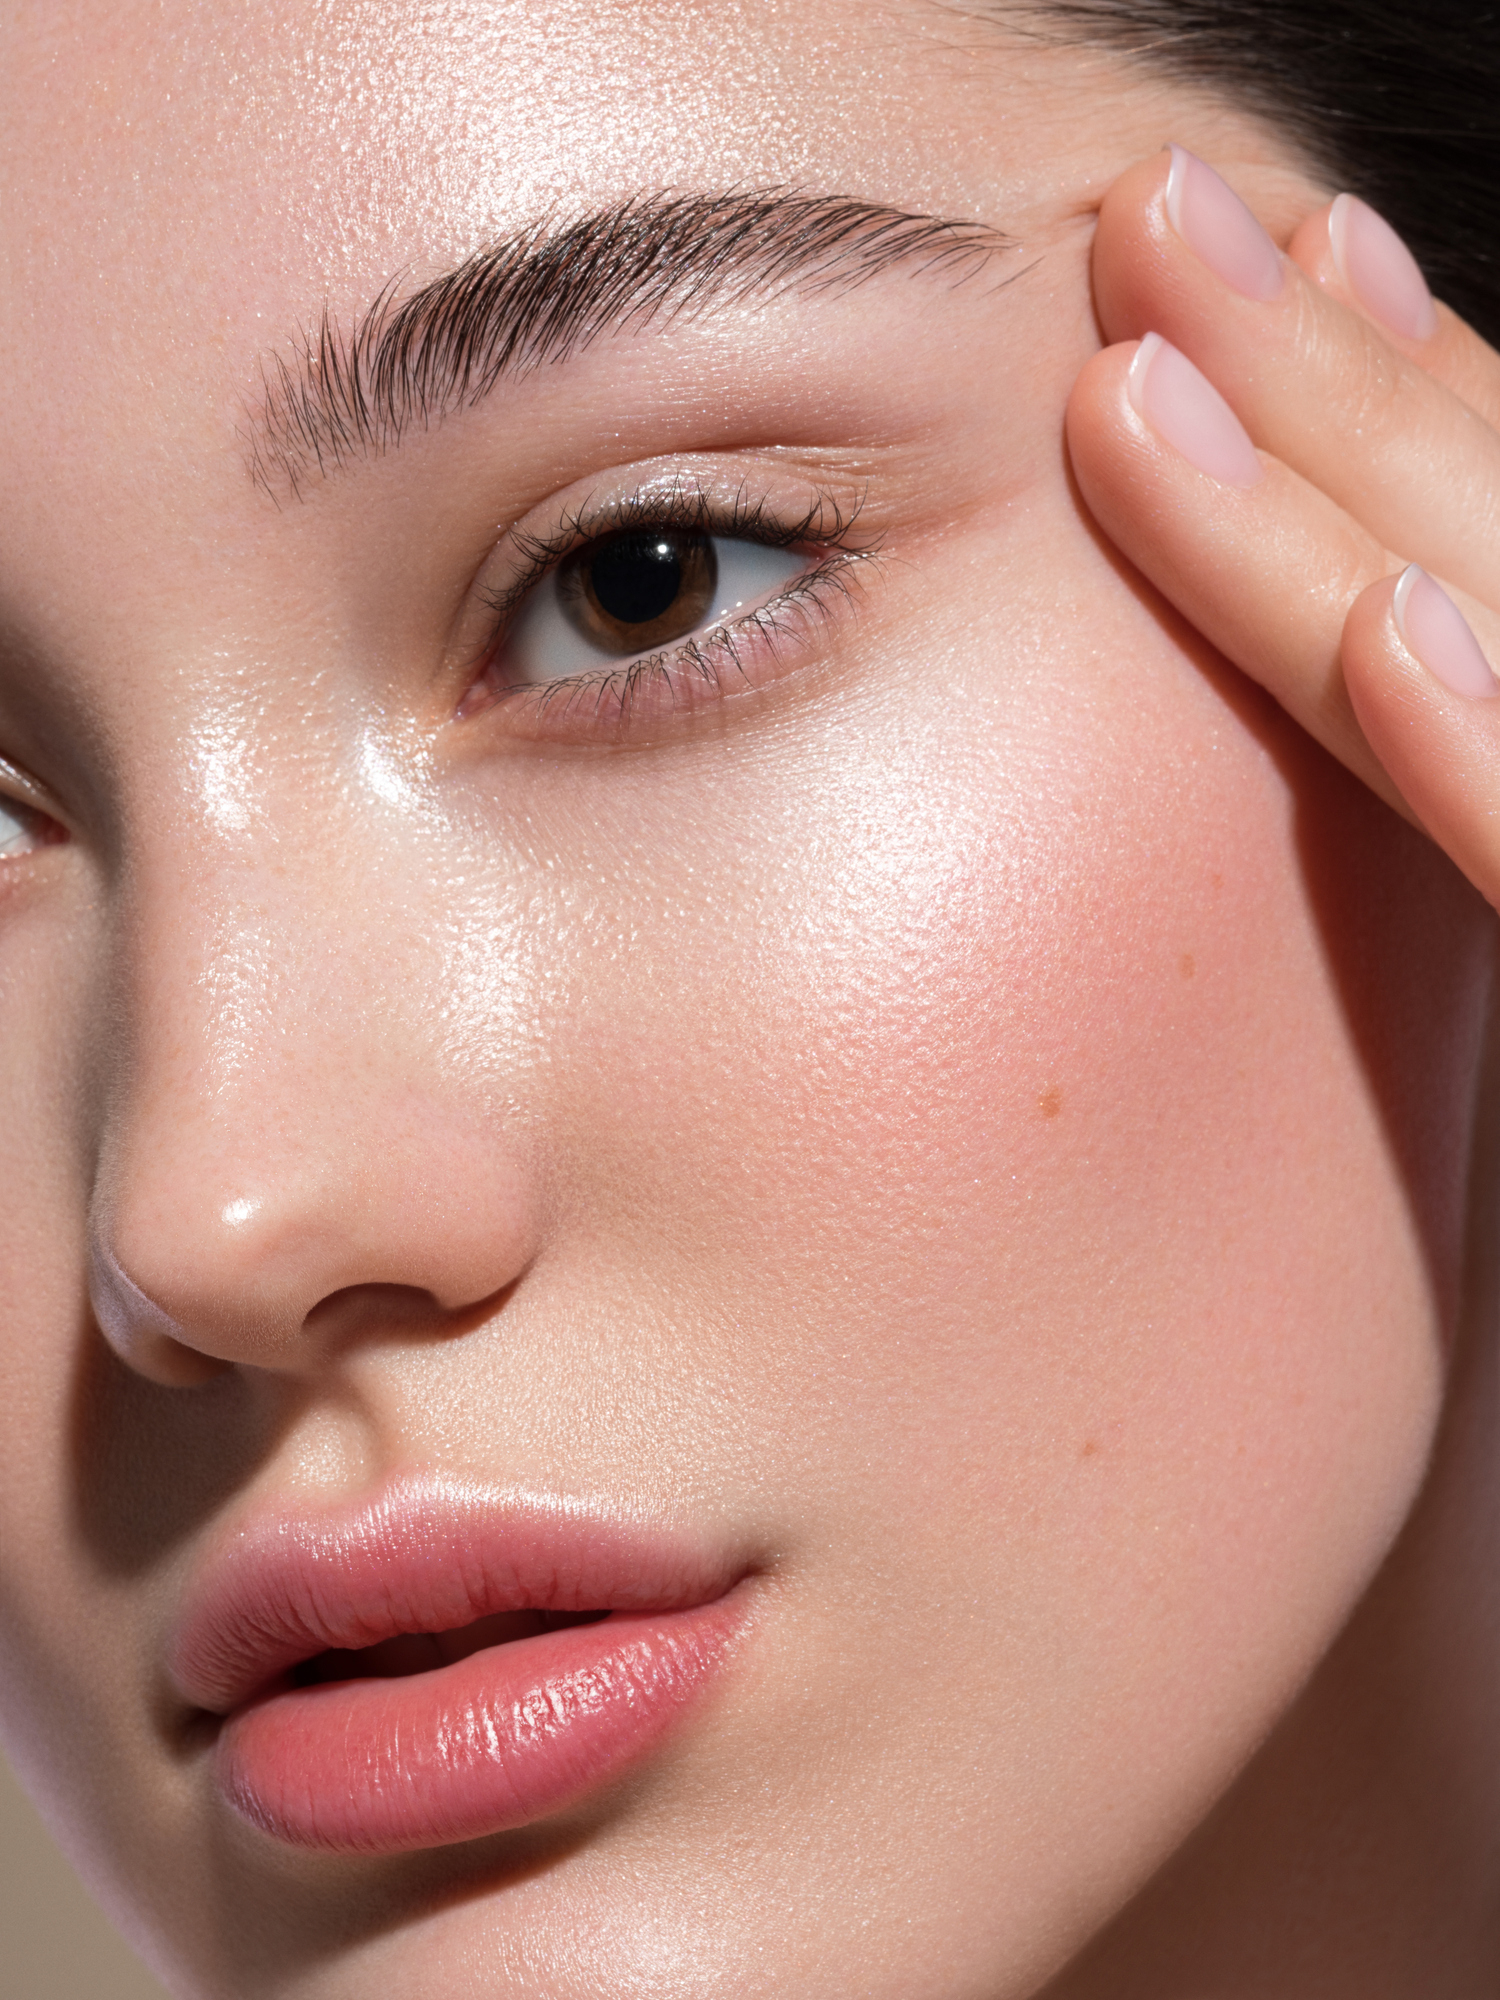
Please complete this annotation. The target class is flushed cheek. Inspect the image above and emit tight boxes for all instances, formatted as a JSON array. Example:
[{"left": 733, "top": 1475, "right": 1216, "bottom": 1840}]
[
  {"left": 517, "top": 551, "right": 1473, "bottom": 1451},
  {"left": 499, "top": 611, "right": 1479, "bottom": 1941}
]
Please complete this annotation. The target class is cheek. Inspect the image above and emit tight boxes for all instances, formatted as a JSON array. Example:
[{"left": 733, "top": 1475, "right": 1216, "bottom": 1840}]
[
  {"left": 537, "top": 566, "right": 1478, "bottom": 1431},
  {"left": 499, "top": 554, "right": 1489, "bottom": 1951}
]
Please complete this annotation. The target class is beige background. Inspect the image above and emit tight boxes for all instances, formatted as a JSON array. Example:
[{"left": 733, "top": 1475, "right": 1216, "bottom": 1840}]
[{"left": 0, "top": 1748, "right": 171, "bottom": 1998}]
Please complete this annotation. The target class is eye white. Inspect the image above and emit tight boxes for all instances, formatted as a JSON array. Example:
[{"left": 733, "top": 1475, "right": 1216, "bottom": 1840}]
[
  {"left": 505, "top": 536, "right": 806, "bottom": 685},
  {"left": 0, "top": 797, "right": 41, "bottom": 857}
]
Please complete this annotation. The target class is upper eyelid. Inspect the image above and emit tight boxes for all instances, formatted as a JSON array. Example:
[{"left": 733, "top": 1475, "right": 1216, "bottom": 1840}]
[
  {"left": 0, "top": 754, "right": 64, "bottom": 823},
  {"left": 479, "top": 480, "right": 871, "bottom": 629}
]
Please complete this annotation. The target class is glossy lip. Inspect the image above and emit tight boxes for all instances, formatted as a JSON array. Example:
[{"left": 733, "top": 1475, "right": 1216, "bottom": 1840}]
[{"left": 168, "top": 1474, "right": 753, "bottom": 1855}]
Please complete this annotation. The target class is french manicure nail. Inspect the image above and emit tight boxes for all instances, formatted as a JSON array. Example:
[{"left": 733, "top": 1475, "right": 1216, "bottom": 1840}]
[
  {"left": 1393, "top": 565, "right": 1498, "bottom": 698},
  {"left": 1166, "top": 145, "right": 1283, "bottom": 302},
  {"left": 1328, "top": 194, "right": 1438, "bottom": 342},
  {"left": 1128, "top": 333, "right": 1263, "bottom": 488}
]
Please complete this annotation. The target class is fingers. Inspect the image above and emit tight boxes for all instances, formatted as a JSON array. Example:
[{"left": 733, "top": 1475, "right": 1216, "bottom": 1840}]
[
  {"left": 1287, "top": 201, "right": 1500, "bottom": 432},
  {"left": 1066, "top": 334, "right": 1408, "bottom": 815},
  {"left": 1076, "top": 147, "right": 1500, "bottom": 901},
  {"left": 1091, "top": 150, "right": 1500, "bottom": 607},
  {"left": 1343, "top": 569, "right": 1500, "bottom": 905}
]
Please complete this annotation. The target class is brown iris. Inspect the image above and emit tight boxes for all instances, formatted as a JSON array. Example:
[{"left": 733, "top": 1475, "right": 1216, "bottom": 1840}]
[{"left": 557, "top": 530, "right": 719, "bottom": 655}]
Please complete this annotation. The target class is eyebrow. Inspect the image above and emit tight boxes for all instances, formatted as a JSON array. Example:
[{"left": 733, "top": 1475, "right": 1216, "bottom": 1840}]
[{"left": 247, "top": 188, "right": 1009, "bottom": 495}]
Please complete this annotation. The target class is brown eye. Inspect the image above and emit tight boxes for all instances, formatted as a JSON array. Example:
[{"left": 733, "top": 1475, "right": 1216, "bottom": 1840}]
[
  {"left": 498, "top": 524, "right": 807, "bottom": 691},
  {"left": 557, "top": 530, "right": 719, "bottom": 656}
]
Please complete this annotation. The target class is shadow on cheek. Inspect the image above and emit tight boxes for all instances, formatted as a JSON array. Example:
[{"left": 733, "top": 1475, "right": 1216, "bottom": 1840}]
[
  {"left": 1080, "top": 509, "right": 1493, "bottom": 1320},
  {"left": 1211, "top": 647, "right": 1492, "bottom": 1334},
  {"left": 1074, "top": 486, "right": 1496, "bottom": 1316},
  {"left": 1293, "top": 751, "right": 1491, "bottom": 1335},
  {"left": 66, "top": 1325, "right": 280, "bottom": 1575}
]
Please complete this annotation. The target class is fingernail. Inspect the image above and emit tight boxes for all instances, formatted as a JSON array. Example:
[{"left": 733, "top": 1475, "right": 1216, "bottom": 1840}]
[
  {"left": 1128, "top": 333, "right": 1263, "bottom": 488},
  {"left": 1166, "top": 145, "right": 1283, "bottom": 302},
  {"left": 1328, "top": 194, "right": 1438, "bottom": 342},
  {"left": 1393, "top": 566, "right": 1498, "bottom": 698}
]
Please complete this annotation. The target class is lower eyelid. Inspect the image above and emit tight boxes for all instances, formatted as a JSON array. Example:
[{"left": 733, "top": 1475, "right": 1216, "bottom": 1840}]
[{"left": 495, "top": 551, "right": 867, "bottom": 738}]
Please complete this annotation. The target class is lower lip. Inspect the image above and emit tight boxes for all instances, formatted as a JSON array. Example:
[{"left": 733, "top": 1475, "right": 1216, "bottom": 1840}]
[{"left": 216, "top": 1600, "right": 742, "bottom": 1854}]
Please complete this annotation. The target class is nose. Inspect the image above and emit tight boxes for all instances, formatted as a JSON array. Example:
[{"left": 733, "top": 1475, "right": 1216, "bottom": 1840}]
[{"left": 88, "top": 827, "right": 536, "bottom": 1386}]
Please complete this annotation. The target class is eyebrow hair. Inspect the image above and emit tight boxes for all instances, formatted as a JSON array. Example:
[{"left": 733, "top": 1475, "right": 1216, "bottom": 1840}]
[{"left": 247, "top": 188, "right": 1010, "bottom": 495}]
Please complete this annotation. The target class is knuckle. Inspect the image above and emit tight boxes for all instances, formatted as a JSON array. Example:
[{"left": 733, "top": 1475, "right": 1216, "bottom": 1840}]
[
  {"left": 1316, "top": 516, "right": 1391, "bottom": 620},
  {"left": 1296, "top": 291, "right": 1412, "bottom": 436}
]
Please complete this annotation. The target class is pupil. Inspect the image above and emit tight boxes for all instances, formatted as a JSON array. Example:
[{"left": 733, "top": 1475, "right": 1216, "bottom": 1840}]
[{"left": 589, "top": 533, "right": 693, "bottom": 627}]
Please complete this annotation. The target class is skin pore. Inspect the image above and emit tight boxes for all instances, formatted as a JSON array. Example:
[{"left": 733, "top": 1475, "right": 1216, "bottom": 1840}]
[{"left": 0, "top": 2, "right": 1497, "bottom": 1995}]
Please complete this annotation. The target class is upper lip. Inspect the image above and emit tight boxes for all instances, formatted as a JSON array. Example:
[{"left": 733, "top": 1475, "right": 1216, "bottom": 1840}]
[{"left": 168, "top": 1473, "right": 748, "bottom": 1716}]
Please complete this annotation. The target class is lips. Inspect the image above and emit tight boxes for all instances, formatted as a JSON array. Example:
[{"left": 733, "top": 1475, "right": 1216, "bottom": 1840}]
[{"left": 168, "top": 1476, "right": 749, "bottom": 1855}]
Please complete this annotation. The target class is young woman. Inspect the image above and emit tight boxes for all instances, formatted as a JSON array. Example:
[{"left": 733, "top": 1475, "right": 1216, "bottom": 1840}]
[{"left": 0, "top": 1, "right": 1495, "bottom": 1993}]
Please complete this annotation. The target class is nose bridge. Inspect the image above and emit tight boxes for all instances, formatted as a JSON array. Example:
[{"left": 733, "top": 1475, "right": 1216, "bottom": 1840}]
[
  {"left": 108, "top": 819, "right": 362, "bottom": 1191},
  {"left": 92, "top": 805, "right": 534, "bottom": 1381}
]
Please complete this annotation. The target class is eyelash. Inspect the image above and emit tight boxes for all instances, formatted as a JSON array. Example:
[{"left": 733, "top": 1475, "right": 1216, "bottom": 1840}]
[{"left": 468, "top": 484, "right": 875, "bottom": 728}]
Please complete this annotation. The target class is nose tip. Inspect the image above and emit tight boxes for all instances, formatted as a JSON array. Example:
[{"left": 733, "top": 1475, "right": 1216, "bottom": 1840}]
[
  {"left": 90, "top": 1134, "right": 535, "bottom": 1385},
  {"left": 88, "top": 1234, "right": 227, "bottom": 1386}
]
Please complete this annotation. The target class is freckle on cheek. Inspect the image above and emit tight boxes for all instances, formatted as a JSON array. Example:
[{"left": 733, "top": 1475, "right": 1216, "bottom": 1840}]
[
  {"left": 1180, "top": 954, "right": 1196, "bottom": 980},
  {"left": 1038, "top": 1087, "right": 1062, "bottom": 1120}
]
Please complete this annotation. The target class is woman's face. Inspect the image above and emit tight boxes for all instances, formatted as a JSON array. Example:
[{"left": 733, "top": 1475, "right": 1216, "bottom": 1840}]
[{"left": 0, "top": 3, "right": 1491, "bottom": 1994}]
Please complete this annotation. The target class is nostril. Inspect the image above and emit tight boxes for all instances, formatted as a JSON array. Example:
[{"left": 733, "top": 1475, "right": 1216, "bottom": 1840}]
[
  {"left": 301, "top": 1281, "right": 453, "bottom": 1344},
  {"left": 301, "top": 1279, "right": 516, "bottom": 1347}
]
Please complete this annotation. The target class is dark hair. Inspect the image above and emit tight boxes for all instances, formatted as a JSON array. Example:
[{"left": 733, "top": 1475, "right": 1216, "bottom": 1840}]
[{"left": 1019, "top": 2, "right": 1500, "bottom": 345}]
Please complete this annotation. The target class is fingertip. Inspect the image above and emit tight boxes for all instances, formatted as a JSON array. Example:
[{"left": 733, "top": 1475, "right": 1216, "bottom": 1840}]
[
  {"left": 1345, "top": 569, "right": 1500, "bottom": 708},
  {"left": 1094, "top": 149, "right": 1175, "bottom": 234},
  {"left": 1090, "top": 152, "right": 1179, "bottom": 343},
  {"left": 1290, "top": 196, "right": 1442, "bottom": 349},
  {"left": 1342, "top": 571, "right": 1500, "bottom": 898},
  {"left": 1340, "top": 569, "right": 1402, "bottom": 679},
  {"left": 1067, "top": 338, "right": 1139, "bottom": 415},
  {"left": 1286, "top": 202, "right": 1341, "bottom": 293},
  {"left": 1286, "top": 198, "right": 1499, "bottom": 432},
  {"left": 1393, "top": 566, "right": 1500, "bottom": 700},
  {"left": 1065, "top": 339, "right": 1147, "bottom": 478}
]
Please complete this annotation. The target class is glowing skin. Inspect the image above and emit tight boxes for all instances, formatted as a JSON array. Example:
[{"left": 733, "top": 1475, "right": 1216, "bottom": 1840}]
[{"left": 0, "top": 5, "right": 1496, "bottom": 1998}]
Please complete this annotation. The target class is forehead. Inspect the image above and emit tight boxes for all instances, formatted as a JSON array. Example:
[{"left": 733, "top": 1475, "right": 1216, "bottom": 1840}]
[
  {"left": 0, "top": 0, "right": 1170, "bottom": 671},
  {"left": 0, "top": 0, "right": 1291, "bottom": 710},
  {"left": 0, "top": 1, "right": 1166, "bottom": 422}
]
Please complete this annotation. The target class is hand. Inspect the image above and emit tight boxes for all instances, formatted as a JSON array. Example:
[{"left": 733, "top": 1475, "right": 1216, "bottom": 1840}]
[{"left": 1067, "top": 146, "right": 1500, "bottom": 908}]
